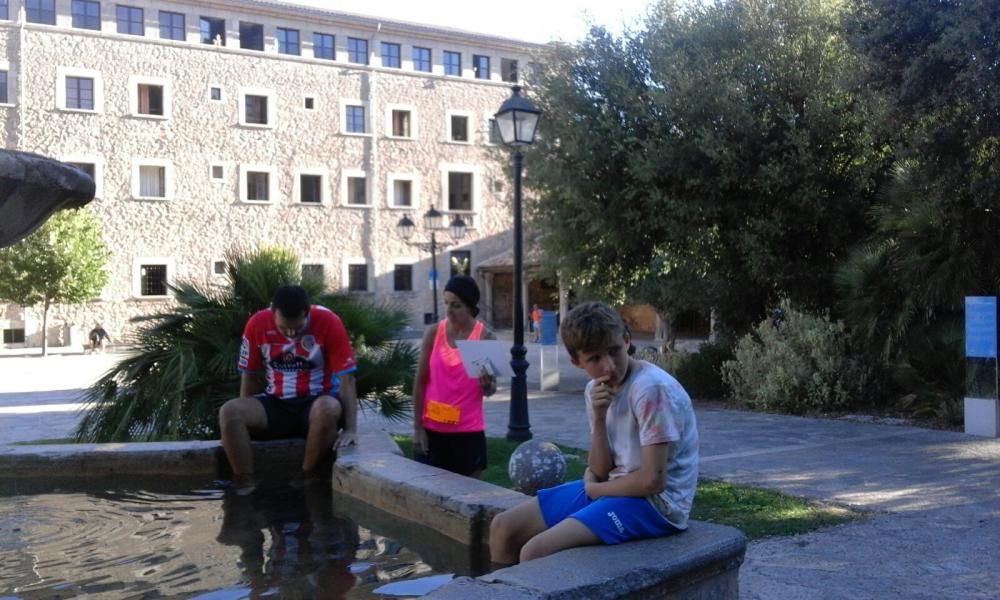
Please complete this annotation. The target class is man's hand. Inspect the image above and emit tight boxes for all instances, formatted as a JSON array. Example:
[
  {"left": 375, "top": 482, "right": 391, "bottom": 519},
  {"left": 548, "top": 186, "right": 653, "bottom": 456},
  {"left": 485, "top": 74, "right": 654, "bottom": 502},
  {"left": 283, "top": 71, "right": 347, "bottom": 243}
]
[
  {"left": 591, "top": 376, "right": 614, "bottom": 418},
  {"left": 334, "top": 430, "right": 358, "bottom": 448}
]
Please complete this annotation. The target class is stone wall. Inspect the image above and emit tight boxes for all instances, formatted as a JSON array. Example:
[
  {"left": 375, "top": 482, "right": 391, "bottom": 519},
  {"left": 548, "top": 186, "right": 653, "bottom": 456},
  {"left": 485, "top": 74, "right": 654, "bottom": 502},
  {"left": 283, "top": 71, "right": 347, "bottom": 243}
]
[{"left": 1, "top": 2, "right": 541, "bottom": 345}]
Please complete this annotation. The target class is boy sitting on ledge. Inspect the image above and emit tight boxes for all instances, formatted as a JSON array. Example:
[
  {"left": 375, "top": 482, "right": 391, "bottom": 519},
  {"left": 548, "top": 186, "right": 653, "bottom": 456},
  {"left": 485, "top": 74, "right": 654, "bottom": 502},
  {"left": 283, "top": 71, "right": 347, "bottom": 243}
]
[{"left": 490, "top": 302, "right": 699, "bottom": 564}]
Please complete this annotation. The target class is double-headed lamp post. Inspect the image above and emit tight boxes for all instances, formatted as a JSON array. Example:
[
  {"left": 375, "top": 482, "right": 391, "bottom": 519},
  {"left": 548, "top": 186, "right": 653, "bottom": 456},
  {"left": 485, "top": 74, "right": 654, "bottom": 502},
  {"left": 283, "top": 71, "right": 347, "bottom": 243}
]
[
  {"left": 397, "top": 206, "right": 467, "bottom": 323},
  {"left": 495, "top": 85, "right": 541, "bottom": 442}
]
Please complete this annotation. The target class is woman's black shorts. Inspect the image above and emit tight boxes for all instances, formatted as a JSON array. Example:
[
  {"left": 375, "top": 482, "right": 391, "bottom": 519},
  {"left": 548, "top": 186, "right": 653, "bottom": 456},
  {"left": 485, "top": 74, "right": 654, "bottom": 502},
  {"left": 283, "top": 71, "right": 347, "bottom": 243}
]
[{"left": 425, "top": 429, "right": 487, "bottom": 476}]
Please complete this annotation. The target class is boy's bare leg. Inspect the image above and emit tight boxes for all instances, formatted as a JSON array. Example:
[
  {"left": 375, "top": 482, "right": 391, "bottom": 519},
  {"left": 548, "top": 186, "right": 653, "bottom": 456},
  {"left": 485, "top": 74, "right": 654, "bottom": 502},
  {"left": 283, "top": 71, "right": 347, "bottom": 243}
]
[
  {"left": 489, "top": 498, "right": 549, "bottom": 566},
  {"left": 519, "top": 517, "right": 600, "bottom": 562},
  {"left": 219, "top": 396, "right": 268, "bottom": 487},
  {"left": 303, "top": 395, "right": 342, "bottom": 473}
]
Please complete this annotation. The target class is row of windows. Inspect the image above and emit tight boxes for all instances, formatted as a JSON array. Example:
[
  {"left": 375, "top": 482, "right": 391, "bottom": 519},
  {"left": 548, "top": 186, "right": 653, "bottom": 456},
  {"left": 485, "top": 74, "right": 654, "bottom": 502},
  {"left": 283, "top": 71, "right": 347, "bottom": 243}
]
[
  {"left": 67, "top": 160, "right": 480, "bottom": 213},
  {"left": 10, "top": 0, "right": 526, "bottom": 82},
  {"left": 1, "top": 69, "right": 502, "bottom": 144},
  {"left": 136, "top": 251, "right": 472, "bottom": 298}
]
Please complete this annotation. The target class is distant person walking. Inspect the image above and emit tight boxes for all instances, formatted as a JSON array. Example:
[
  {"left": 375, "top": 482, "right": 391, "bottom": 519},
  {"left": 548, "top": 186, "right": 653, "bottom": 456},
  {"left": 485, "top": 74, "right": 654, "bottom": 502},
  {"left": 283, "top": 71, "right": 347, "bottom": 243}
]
[
  {"left": 531, "top": 304, "right": 542, "bottom": 343},
  {"left": 88, "top": 323, "right": 111, "bottom": 353}
]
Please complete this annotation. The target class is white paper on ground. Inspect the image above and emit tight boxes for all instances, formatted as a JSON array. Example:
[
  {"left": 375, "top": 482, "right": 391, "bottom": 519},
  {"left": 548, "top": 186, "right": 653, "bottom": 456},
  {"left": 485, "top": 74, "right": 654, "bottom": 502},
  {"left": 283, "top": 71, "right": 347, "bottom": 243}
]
[{"left": 372, "top": 574, "right": 455, "bottom": 596}]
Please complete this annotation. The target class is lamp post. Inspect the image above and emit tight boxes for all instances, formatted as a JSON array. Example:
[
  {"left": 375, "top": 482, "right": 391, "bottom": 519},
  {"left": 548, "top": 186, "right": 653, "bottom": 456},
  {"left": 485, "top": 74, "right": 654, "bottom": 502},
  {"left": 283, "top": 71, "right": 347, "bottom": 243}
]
[
  {"left": 397, "top": 206, "right": 467, "bottom": 323},
  {"left": 495, "top": 85, "right": 541, "bottom": 442}
]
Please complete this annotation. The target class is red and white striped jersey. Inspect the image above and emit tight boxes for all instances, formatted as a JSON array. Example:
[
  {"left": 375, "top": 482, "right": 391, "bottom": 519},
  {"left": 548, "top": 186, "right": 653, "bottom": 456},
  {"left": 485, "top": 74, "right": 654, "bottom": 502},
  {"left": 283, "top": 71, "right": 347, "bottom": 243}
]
[{"left": 238, "top": 305, "right": 356, "bottom": 399}]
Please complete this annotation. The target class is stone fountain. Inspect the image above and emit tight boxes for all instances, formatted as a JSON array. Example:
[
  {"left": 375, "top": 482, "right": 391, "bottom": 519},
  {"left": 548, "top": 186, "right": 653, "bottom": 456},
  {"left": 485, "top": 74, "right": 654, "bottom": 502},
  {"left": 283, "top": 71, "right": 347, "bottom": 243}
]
[{"left": 0, "top": 149, "right": 96, "bottom": 248}]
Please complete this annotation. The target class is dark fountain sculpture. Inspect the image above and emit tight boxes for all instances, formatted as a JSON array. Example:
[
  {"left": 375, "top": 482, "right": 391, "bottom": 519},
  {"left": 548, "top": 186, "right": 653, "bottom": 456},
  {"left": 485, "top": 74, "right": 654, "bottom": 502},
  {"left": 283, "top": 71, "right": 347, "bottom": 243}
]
[{"left": 0, "top": 149, "right": 96, "bottom": 248}]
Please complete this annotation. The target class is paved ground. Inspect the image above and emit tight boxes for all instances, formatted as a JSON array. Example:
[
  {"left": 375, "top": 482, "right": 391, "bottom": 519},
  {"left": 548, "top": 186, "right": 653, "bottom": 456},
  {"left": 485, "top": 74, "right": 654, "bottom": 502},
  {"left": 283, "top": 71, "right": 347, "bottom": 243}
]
[{"left": 2, "top": 348, "right": 999, "bottom": 598}]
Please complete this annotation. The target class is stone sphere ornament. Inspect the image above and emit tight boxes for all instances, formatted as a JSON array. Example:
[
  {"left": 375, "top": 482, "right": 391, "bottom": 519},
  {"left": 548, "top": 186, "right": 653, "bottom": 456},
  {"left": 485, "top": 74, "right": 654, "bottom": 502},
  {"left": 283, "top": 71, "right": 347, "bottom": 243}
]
[{"left": 508, "top": 440, "right": 567, "bottom": 496}]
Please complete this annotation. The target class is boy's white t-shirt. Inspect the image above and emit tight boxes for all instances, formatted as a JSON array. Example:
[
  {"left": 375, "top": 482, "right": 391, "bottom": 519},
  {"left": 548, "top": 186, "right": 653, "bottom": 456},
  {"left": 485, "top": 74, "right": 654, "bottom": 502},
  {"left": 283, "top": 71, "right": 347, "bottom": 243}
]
[{"left": 585, "top": 360, "right": 700, "bottom": 529}]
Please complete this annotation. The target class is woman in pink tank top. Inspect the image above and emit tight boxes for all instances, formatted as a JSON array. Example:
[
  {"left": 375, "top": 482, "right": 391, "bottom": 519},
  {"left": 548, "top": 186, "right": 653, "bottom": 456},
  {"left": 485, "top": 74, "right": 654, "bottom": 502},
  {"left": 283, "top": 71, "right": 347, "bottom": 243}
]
[{"left": 412, "top": 275, "right": 497, "bottom": 477}]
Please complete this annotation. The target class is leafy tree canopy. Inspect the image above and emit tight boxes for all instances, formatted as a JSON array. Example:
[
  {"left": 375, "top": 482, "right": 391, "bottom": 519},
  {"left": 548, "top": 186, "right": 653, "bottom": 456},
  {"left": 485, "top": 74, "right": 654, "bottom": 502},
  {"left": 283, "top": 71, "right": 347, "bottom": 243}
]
[
  {"left": 527, "top": 0, "right": 883, "bottom": 333},
  {"left": 0, "top": 208, "right": 109, "bottom": 354},
  {"left": 839, "top": 0, "right": 1000, "bottom": 359}
]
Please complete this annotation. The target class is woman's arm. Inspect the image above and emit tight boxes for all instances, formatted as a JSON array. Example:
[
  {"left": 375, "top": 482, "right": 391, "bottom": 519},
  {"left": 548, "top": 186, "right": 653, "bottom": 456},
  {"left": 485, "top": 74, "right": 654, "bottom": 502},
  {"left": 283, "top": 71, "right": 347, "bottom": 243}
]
[
  {"left": 411, "top": 325, "right": 437, "bottom": 452},
  {"left": 478, "top": 325, "right": 498, "bottom": 396}
]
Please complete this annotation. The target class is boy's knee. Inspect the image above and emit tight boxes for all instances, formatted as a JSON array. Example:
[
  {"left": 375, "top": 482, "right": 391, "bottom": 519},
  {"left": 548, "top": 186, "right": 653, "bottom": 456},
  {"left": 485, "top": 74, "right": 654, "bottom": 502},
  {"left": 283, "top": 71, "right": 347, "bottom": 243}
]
[
  {"left": 490, "top": 511, "right": 509, "bottom": 540},
  {"left": 519, "top": 536, "right": 547, "bottom": 563},
  {"left": 488, "top": 512, "right": 517, "bottom": 562}
]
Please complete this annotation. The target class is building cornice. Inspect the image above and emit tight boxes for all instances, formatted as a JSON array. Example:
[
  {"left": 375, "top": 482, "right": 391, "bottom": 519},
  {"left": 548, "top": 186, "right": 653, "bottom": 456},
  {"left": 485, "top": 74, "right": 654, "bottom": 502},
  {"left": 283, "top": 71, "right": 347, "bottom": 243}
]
[
  {"left": 2, "top": 22, "right": 531, "bottom": 88},
  {"left": 192, "top": 0, "right": 550, "bottom": 53}
]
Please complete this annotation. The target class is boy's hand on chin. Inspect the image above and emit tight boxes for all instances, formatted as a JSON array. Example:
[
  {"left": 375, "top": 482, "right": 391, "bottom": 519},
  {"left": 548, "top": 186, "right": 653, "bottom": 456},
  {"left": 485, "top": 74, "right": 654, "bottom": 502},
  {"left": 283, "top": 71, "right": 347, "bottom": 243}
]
[{"left": 591, "top": 376, "right": 613, "bottom": 416}]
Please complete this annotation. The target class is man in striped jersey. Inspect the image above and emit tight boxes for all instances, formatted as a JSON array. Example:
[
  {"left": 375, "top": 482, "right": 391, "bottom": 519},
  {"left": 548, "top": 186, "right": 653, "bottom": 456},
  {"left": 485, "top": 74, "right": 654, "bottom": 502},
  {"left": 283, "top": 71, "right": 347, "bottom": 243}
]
[{"left": 220, "top": 285, "right": 358, "bottom": 494}]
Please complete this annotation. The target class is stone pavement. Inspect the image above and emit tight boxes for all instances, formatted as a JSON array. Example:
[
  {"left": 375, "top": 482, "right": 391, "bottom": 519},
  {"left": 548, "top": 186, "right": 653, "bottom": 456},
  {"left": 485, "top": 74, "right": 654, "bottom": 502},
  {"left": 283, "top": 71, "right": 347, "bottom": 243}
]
[
  {"left": 2, "top": 350, "right": 1000, "bottom": 598},
  {"left": 0, "top": 352, "right": 122, "bottom": 444}
]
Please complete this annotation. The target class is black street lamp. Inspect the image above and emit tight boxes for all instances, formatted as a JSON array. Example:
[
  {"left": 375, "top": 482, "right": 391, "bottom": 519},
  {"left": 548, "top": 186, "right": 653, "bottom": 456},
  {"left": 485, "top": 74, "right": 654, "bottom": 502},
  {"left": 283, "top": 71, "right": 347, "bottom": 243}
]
[
  {"left": 495, "top": 85, "right": 541, "bottom": 442},
  {"left": 397, "top": 206, "right": 467, "bottom": 323}
]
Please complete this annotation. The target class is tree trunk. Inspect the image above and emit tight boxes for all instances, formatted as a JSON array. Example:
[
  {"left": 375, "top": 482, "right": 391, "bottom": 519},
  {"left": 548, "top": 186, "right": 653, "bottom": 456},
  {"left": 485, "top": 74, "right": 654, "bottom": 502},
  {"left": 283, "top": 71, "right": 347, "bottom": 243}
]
[
  {"left": 41, "top": 297, "right": 50, "bottom": 357},
  {"left": 654, "top": 310, "right": 677, "bottom": 353}
]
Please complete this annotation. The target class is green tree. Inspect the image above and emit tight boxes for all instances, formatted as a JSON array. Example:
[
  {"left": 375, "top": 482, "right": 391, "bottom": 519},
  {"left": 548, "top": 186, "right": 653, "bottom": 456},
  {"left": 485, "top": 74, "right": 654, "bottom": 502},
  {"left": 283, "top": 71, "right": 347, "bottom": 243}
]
[
  {"left": 837, "top": 0, "right": 1000, "bottom": 418},
  {"left": 75, "top": 247, "right": 417, "bottom": 442},
  {"left": 0, "top": 208, "right": 109, "bottom": 356},
  {"left": 527, "top": 0, "right": 881, "bottom": 334}
]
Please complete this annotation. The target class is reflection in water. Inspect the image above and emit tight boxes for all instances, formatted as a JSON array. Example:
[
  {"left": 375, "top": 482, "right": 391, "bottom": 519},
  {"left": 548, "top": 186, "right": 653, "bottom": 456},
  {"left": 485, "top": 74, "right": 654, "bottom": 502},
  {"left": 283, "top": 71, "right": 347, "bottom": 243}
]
[
  {"left": 213, "top": 482, "right": 359, "bottom": 599},
  {"left": 0, "top": 480, "right": 449, "bottom": 599}
]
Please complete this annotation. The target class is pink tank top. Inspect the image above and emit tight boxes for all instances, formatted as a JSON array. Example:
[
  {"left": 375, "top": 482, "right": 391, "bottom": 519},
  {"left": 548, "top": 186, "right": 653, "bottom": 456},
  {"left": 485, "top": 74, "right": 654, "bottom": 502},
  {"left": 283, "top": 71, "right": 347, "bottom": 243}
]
[{"left": 422, "top": 319, "right": 485, "bottom": 433}]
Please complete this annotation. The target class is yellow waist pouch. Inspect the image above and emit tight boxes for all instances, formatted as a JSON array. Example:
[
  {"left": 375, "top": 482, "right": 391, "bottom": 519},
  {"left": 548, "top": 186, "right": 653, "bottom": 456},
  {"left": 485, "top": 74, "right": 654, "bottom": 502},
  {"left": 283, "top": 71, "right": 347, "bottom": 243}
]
[{"left": 425, "top": 400, "right": 461, "bottom": 425}]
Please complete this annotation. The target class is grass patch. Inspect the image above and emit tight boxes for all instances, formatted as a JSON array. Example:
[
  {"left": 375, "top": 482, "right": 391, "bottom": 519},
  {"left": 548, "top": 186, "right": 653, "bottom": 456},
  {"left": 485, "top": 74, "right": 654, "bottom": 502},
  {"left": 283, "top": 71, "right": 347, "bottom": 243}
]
[
  {"left": 394, "top": 435, "right": 861, "bottom": 540},
  {"left": 692, "top": 480, "right": 859, "bottom": 539},
  {"left": 11, "top": 438, "right": 75, "bottom": 445}
]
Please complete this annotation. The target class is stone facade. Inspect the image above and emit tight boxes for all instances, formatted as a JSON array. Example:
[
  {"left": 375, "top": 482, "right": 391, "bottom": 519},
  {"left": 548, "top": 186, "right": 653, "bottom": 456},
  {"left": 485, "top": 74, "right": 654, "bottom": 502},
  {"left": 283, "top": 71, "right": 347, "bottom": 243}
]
[{"left": 0, "top": 0, "right": 542, "bottom": 347}]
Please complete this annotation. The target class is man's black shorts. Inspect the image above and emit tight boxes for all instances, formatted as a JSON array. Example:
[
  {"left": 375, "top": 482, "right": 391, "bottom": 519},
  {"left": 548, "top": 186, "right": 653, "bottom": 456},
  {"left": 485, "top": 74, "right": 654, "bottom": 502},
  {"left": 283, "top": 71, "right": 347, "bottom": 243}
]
[
  {"left": 253, "top": 393, "right": 343, "bottom": 439},
  {"left": 425, "top": 429, "right": 487, "bottom": 476}
]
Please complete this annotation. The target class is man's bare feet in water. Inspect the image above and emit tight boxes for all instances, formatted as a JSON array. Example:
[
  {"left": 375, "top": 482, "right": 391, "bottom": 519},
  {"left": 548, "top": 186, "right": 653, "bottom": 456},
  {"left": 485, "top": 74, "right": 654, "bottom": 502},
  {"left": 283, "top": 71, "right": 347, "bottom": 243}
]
[{"left": 231, "top": 473, "right": 257, "bottom": 496}]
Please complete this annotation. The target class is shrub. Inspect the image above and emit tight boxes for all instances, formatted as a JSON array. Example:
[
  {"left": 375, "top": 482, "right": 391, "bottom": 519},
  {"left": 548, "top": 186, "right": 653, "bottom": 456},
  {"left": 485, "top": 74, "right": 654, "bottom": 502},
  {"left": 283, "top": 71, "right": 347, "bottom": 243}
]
[
  {"left": 654, "top": 341, "right": 734, "bottom": 400},
  {"left": 721, "top": 301, "right": 865, "bottom": 414}
]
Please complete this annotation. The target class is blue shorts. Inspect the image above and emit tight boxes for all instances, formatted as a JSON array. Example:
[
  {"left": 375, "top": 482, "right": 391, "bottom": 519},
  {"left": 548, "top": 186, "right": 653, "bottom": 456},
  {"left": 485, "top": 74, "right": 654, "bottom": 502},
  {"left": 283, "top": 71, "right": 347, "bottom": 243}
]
[{"left": 537, "top": 480, "right": 681, "bottom": 545}]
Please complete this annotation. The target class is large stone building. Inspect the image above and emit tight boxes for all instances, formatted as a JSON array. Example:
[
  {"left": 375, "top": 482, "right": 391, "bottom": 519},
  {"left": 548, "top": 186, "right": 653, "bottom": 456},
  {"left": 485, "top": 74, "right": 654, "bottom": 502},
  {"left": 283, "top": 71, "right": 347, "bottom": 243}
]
[{"left": 0, "top": 0, "right": 543, "bottom": 349}]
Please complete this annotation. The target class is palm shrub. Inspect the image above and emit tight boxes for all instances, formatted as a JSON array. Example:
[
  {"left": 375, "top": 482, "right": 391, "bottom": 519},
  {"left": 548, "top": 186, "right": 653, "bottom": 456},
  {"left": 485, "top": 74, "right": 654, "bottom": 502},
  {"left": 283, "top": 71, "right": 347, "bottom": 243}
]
[
  {"left": 76, "top": 247, "right": 417, "bottom": 442},
  {"left": 892, "top": 324, "right": 965, "bottom": 426},
  {"left": 835, "top": 163, "right": 974, "bottom": 424},
  {"left": 721, "top": 300, "right": 866, "bottom": 414}
]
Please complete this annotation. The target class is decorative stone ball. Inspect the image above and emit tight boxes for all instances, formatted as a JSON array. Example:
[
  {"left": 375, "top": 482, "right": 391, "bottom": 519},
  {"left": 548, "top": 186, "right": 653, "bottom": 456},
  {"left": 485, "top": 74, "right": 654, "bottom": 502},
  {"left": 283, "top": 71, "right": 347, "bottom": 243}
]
[{"left": 508, "top": 440, "right": 567, "bottom": 496}]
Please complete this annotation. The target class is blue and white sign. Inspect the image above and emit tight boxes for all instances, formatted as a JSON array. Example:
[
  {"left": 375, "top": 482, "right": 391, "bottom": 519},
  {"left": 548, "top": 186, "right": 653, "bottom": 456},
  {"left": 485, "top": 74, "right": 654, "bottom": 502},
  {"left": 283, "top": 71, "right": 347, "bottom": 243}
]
[
  {"left": 965, "top": 296, "right": 997, "bottom": 358},
  {"left": 428, "top": 269, "right": 437, "bottom": 290}
]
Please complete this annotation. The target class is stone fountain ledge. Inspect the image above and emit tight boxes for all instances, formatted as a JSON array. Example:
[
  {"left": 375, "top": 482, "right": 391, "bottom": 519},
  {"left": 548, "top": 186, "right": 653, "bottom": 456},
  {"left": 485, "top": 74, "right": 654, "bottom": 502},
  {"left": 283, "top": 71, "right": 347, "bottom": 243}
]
[
  {"left": 2, "top": 432, "right": 746, "bottom": 599},
  {"left": 334, "top": 434, "right": 746, "bottom": 599}
]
